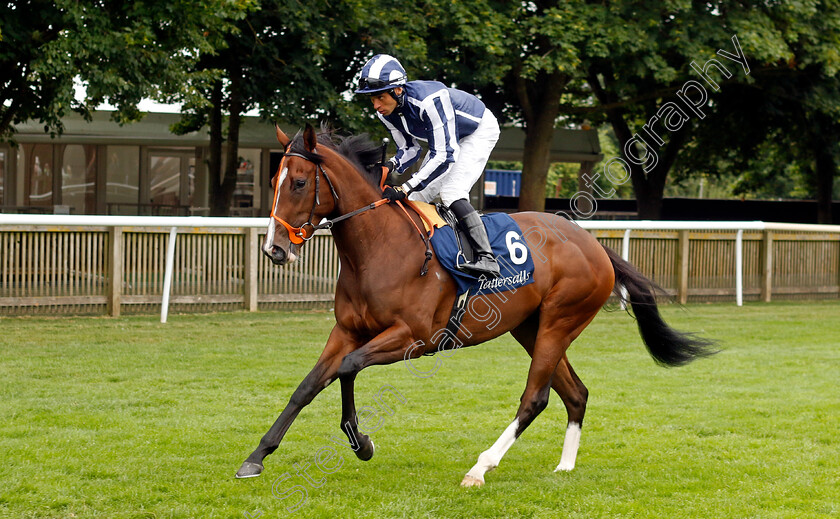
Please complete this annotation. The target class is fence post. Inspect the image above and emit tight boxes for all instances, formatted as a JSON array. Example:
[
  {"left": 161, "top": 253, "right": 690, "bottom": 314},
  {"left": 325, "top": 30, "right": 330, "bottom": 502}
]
[
  {"left": 677, "top": 230, "right": 690, "bottom": 304},
  {"left": 160, "top": 227, "right": 178, "bottom": 323},
  {"left": 735, "top": 229, "right": 744, "bottom": 306},
  {"left": 761, "top": 230, "right": 773, "bottom": 302},
  {"left": 107, "top": 226, "right": 123, "bottom": 317},
  {"left": 244, "top": 227, "right": 259, "bottom": 312},
  {"left": 620, "top": 229, "right": 631, "bottom": 309}
]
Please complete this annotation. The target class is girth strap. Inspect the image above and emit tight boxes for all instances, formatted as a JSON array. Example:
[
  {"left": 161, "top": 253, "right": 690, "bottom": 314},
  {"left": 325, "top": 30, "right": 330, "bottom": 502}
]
[{"left": 394, "top": 200, "right": 433, "bottom": 276}]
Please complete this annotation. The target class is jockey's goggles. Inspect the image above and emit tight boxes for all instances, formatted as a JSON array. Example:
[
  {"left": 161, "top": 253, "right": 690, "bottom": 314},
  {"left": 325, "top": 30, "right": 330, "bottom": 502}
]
[{"left": 356, "top": 76, "right": 405, "bottom": 94}]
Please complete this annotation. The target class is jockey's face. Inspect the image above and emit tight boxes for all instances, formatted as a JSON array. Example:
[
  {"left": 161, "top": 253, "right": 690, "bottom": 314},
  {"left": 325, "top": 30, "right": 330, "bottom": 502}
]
[{"left": 370, "top": 87, "right": 402, "bottom": 116}]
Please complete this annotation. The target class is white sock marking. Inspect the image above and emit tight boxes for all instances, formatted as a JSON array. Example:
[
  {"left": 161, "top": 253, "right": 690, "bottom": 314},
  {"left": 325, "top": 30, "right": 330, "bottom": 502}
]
[
  {"left": 465, "top": 418, "right": 519, "bottom": 483},
  {"left": 555, "top": 422, "right": 581, "bottom": 472}
]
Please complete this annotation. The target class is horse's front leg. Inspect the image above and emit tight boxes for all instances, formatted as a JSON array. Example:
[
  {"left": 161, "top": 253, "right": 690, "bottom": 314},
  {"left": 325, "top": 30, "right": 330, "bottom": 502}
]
[
  {"left": 236, "top": 326, "right": 356, "bottom": 478},
  {"left": 336, "top": 322, "right": 414, "bottom": 462}
]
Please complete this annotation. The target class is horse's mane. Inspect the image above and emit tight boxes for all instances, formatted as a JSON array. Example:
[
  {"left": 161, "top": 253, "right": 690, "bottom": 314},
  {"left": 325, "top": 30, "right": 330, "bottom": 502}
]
[{"left": 287, "top": 128, "right": 385, "bottom": 188}]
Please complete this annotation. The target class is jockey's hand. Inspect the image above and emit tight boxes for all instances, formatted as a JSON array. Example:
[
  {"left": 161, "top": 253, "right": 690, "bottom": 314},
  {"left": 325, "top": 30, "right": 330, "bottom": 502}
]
[
  {"left": 382, "top": 185, "right": 407, "bottom": 203},
  {"left": 383, "top": 158, "right": 396, "bottom": 175}
]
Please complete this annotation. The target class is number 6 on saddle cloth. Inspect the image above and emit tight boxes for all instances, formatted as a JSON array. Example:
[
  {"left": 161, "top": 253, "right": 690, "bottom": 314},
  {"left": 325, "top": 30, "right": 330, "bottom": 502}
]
[
  {"left": 402, "top": 202, "right": 536, "bottom": 355},
  {"left": 429, "top": 204, "right": 535, "bottom": 298}
]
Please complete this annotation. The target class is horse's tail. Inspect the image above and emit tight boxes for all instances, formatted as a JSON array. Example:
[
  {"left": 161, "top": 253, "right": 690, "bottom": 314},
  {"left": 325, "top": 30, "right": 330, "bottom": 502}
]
[{"left": 603, "top": 245, "right": 718, "bottom": 367}]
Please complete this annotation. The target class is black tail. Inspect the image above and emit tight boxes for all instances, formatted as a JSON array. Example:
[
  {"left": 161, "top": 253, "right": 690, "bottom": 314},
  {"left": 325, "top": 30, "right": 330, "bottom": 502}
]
[{"left": 603, "top": 245, "right": 718, "bottom": 367}]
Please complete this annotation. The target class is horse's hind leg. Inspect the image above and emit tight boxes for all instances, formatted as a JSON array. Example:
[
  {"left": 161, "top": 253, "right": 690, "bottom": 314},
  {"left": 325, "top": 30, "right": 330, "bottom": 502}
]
[
  {"left": 552, "top": 356, "right": 588, "bottom": 471},
  {"left": 510, "top": 313, "right": 589, "bottom": 472},
  {"left": 461, "top": 314, "right": 574, "bottom": 487}
]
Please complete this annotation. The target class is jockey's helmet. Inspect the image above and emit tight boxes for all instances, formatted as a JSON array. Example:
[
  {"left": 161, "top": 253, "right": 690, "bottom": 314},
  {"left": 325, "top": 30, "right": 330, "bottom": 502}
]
[{"left": 355, "top": 54, "right": 407, "bottom": 94}]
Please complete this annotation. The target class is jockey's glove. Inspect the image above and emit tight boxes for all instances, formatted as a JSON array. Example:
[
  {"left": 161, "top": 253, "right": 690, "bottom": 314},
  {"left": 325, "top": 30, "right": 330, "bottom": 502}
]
[
  {"left": 384, "top": 158, "right": 397, "bottom": 174},
  {"left": 382, "top": 185, "right": 407, "bottom": 203}
]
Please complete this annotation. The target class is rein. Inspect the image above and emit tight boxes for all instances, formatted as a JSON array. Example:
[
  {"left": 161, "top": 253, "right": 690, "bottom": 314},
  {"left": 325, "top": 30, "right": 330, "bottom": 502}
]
[{"left": 269, "top": 147, "right": 433, "bottom": 275}]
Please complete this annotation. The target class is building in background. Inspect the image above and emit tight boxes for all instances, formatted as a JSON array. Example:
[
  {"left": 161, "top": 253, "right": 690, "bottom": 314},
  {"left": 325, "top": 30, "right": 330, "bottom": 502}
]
[
  {"left": 1, "top": 111, "right": 283, "bottom": 216},
  {"left": 0, "top": 111, "right": 601, "bottom": 216}
]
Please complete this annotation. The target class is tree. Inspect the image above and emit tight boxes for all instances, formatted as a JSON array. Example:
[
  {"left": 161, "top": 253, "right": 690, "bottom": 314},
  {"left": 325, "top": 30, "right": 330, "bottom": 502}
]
[
  {"left": 167, "top": 0, "right": 414, "bottom": 215},
  {"left": 663, "top": 4, "right": 840, "bottom": 223},
  {"left": 673, "top": 67, "right": 839, "bottom": 222},
  {"left": 418, "top": 0, "right": 838, "bottom": 219},
  {"left": 0, "top": 0, "right": 250, "bottom": 143},
  {"left": 579, "top": 1, "right": 840, "bottom": 219},
  {"left": 416, "top": 0, "right": 595, "bottom": 212}
]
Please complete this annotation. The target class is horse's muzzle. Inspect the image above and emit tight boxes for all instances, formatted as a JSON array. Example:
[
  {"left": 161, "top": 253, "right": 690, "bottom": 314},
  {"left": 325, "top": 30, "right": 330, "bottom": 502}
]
[
  {"left": 263, "top": 245, "right": 297, "bottom": 266},
  {"left": 262, "top": 245, "right": 285, "bottom": 265}
]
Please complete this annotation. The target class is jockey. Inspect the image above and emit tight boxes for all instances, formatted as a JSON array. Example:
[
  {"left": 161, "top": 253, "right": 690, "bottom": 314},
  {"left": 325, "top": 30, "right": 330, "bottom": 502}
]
[{"left": 355, "top": 54, "right": 501, "bottom": 278}]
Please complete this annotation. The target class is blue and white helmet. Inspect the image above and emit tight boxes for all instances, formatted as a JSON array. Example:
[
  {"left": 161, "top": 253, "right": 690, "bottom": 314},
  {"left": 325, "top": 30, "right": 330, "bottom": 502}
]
[{"left": 355, "top": 54, "right": 407, "bottom": 94}]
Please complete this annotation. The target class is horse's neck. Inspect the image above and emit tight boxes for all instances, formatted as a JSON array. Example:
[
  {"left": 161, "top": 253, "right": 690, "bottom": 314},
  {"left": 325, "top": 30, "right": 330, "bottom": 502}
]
[{"left": 327, "top": 162, "right": 421, "bottom": 273}]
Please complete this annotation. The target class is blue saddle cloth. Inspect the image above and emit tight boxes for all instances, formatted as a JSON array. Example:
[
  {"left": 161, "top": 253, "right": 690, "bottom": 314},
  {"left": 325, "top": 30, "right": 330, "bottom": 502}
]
[{"left": 429, "top": 212, "right": 535, "bottom": 297}]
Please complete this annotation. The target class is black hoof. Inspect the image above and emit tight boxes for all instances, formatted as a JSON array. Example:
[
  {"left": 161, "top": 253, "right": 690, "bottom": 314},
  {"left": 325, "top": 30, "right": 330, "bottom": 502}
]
[
  {"left": 356, "top": 437, "right": 375, "bottom": 461},
  {"left": 235, "top": 461, "right": 264, "bottom": 478}
]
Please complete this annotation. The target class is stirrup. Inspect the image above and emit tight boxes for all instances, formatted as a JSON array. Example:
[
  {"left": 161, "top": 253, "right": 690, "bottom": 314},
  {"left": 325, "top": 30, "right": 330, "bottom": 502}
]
[{"left": 458, "top": 254, "right": 500, "bottom": 278}]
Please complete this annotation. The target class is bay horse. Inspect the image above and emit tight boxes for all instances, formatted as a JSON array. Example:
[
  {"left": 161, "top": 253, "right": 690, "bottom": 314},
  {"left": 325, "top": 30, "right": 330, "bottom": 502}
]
[{"left": 236, "top": 124, "right": 715, "bottom": 486}]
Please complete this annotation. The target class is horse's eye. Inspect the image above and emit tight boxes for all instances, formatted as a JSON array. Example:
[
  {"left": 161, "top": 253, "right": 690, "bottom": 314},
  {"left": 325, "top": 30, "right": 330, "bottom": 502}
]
[{"left": 293, "top": 179, "right": 306, "bottom": 190}]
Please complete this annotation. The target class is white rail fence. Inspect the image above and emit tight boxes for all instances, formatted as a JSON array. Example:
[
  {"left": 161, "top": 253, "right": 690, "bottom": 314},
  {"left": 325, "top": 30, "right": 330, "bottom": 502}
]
[{"left": 1, "top": 215, "right": 838, "bottom": 319}]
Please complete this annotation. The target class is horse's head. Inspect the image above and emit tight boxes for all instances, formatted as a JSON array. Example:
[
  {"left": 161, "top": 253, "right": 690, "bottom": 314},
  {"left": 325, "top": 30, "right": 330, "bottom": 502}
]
[{"left": 262, "top": 124, "right": 338, "bottom": 266}]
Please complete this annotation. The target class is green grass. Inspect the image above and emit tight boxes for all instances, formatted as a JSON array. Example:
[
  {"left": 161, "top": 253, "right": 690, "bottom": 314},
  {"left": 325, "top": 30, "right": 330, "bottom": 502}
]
[{"left": 1, "top": 301, "right": 838, "bottom": 519}]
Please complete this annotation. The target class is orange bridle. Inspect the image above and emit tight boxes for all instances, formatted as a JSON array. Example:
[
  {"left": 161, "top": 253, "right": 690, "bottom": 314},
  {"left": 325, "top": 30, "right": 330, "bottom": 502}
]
[
  {"left": 269, "top": 150, "right": 340, "bottom": 244},
  {"left": 269, "top": 148, "right": 392, "bottom": 245},
  {"left": 268, "top": 147, "right": 433, "bottom": 275}
]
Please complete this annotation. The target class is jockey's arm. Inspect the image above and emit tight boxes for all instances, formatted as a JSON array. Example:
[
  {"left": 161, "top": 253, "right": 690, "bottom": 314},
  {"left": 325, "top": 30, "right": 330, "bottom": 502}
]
[
  {"left": 379, "top": 115, "right": 422, "bottom": 173},
  {"left": 402, "top": 93, "right": 459, "bottom": 195}
]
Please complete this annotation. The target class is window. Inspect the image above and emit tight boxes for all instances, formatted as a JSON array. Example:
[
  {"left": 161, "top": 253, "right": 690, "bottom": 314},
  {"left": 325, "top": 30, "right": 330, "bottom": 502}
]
[
  {"left": 27, "top": 144, "right": 54, "bottom": 208},
  {"left": 0, "top": 148, "right": 5, "bottom": 206},
  {"left": 106, "top": 146, "right": 139, "bottom": 215},
  {"left": 232, "top": 148, "right": 262, "bottom": 215},
  {"left": 148, "top": 149, "right": 194, "bottom": 214},
  {"left": 61, "top": 145, "right": 97, "bottom": 214},
  {"left": 149, "top": 155, "right": 181, "bottom": 206}
]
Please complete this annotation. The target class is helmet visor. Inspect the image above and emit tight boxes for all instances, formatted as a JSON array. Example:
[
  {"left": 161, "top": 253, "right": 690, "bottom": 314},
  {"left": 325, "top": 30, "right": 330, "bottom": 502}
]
[{"left": 359, "top": 77, "right": 392, "bottom": 91}]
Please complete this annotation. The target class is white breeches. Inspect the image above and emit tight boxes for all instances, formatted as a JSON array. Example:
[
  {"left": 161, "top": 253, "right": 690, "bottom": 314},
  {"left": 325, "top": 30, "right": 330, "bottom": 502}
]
[{"left": 408, "top": 110, "right": 500, "bottom": 207}]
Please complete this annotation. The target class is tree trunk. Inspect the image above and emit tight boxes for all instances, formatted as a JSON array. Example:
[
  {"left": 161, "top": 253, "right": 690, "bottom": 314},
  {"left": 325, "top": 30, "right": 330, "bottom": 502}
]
[
  {"left": 814, "top": 143, "right": 836, "bottom": 224},
  {"left": 518, "top": 123, "right": 555, "bottom": 212},
  {"left": 207, "top": 70, "right": 244, "bottom": 217},
  {"left": 633, "top": 183, "right": 665, "bottom": 219},
  {"left": 587, "top": 66, "right": 691, "bottom": 220},
  {"left": 516, "top": 72, "right": 566, "bottom": 212},
  {"left": 211, "top": 71, "right": 243, "bottom": 217},
  {"left": 809, "top": 113, "right": 837, "bottom": 225},
  {"left": 207, "top": 81, "right": 224, "bottom": 215}
]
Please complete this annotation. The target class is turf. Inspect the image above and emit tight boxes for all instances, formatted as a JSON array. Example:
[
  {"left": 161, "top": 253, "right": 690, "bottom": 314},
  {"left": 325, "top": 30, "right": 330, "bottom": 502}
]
[{"left": 0, "top": 301, "right": 837, "bottom": 519}]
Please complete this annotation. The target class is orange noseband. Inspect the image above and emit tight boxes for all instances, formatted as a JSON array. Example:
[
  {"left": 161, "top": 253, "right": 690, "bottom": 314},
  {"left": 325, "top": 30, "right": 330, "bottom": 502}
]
[{"left": 270, "top": 154, "right": 307, "bottom": 244}]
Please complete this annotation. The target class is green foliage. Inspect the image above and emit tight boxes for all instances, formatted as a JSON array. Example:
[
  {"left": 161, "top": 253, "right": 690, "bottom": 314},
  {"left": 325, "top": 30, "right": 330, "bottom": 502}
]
[
  {"left": 571, "top": 1, "right": 840, "bottom": 215},
  {"left": 4, "top": 0, "right": 839, "bottom": 213},
  {"left": 0, "top": 0, "right": 252, "bottom": 142}
]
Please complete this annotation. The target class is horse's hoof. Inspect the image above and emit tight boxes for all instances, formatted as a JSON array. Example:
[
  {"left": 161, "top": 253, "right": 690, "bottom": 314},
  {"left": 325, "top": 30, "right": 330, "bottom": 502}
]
[
  {"left": 356, "top": 438, "right": 375, "bottom": 461},
  {"left": 460, "top": 474, "right": 484, "bottom": 488},
  {"left": 235, "top": 461, "right": 264, "bottom": 478}
]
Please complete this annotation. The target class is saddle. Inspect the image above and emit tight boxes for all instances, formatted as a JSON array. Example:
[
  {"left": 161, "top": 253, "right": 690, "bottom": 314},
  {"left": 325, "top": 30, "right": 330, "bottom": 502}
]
[
  {"left": 406, "top": 201, "right": 479, "bottom": 270},
  {"left": 405, "top": 201, "right": 536, "bottom": 356}
]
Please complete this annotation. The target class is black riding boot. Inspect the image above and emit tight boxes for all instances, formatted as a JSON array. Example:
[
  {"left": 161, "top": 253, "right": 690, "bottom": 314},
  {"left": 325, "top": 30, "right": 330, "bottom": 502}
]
[{"left": 457, "top": 211, "right": 501, "bottom": 278}]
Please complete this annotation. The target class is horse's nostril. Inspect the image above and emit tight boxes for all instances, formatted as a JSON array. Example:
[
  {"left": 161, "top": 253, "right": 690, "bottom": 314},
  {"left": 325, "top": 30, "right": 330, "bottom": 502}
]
[{"left": 271, "top": 246, "right": 286, "bottom": 264}]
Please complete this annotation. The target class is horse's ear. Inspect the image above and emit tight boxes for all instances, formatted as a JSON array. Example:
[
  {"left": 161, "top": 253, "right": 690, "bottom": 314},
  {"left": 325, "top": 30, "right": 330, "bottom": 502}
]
[
  {"left": 275, "top": 124, "right": 290, "bottom": 146},
  {"left": 303, "top": 124, "right": 317, "bottom": 152}
]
